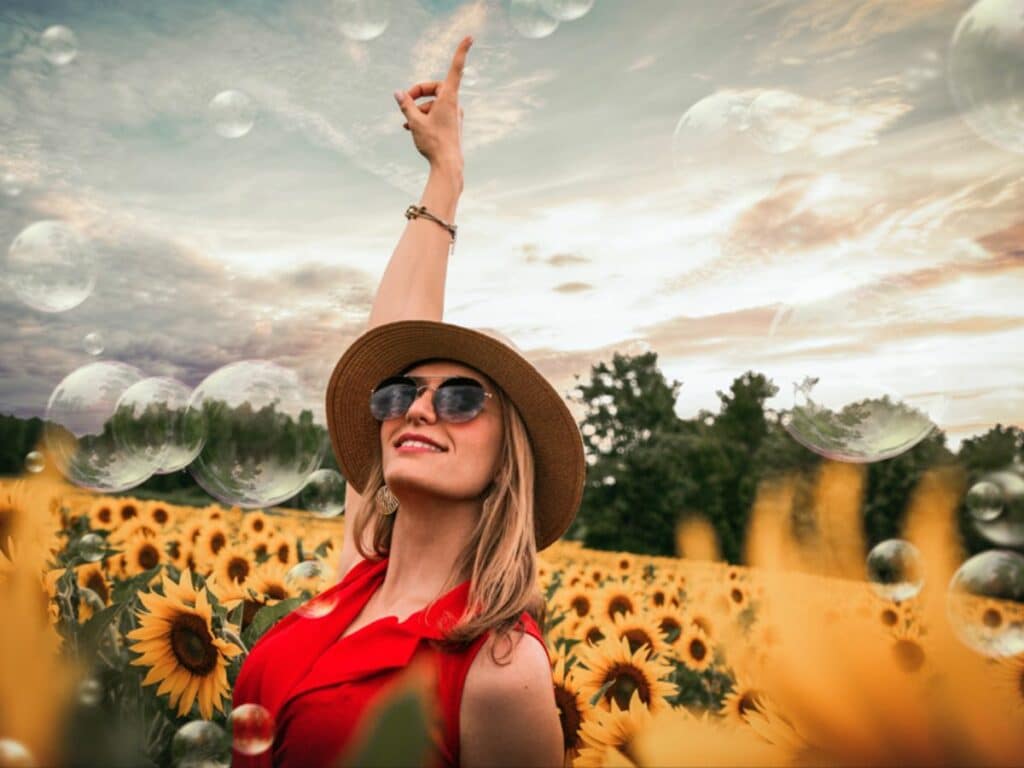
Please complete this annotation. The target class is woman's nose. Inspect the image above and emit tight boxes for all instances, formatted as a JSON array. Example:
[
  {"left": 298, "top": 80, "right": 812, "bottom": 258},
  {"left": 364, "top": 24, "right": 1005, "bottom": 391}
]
[{"left": 404, "top": 388, "right": 437, "bottom": 422}]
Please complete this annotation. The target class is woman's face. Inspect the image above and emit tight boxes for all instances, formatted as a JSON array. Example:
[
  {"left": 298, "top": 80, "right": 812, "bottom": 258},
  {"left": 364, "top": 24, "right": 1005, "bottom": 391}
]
[{"left": 379, "top": 359, "right": 504, "bottom": 501}]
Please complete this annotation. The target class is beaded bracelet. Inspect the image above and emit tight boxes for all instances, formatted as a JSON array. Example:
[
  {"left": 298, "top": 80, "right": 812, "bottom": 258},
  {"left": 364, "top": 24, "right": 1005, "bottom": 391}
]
[{"left": 405, "top": 204, "right": 457, "bottom": 255}]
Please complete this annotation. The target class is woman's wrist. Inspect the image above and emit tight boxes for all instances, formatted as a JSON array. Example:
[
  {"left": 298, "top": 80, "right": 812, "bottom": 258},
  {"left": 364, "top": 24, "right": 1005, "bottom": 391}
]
[{"left": 429, "top": 159, "right": 464, "bottom": 192}]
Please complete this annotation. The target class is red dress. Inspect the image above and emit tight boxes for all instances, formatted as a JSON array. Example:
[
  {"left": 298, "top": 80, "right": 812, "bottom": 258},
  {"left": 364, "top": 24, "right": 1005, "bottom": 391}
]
[{"left": 231, "top": 556, "right": 550, "bottom": 768}]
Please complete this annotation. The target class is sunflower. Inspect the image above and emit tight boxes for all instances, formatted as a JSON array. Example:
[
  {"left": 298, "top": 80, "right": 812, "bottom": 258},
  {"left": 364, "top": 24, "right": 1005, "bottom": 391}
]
[
  {"left": 164, "top": 536, "right": 190, "bottom": 572},
  {"left": 247, "top": 560, "right": 297, "bottom": 603},
  {"left": 647, "top": 606, "right": 686, "bottom": 651},
  {"left": 126, "top": 568, "right": 242, "bottom": 719},
  {"left": 196, "top": 521, "right": 232, "bottom": 566},
  {"left": 888, "top": 621, "right": 927, "bottom": 675},
  {"left": 574, "top": 635, "right": 678, "bottom": 715},
  {"left": 213, "top": 544, "right": 254, "bottom": 589},
  {"left": 115, "top": 498, "right": 142, "bottom": 524},
  {"left": 181, "top": 519, "right": 206, "bottom": 548},
  {"left": 678, "top": 625, "right": 713, "bottom": 673},
  {"left": 109, "top": 517, "right": 161, "bottom": 546},
  {"left": 122, "top": 532, "right": 165, "bottom": 578},
  {"left": 87, "top": 498, "right": 117, "bottom": 532},
  {"left": 607, "top": 610, "right": 670, "bottom": 659},
  {"left": 995, "top": 653, "right": 1024, "bottom": 707},
  {"left": 613, "top": 552, "right": 636, "bottom": 578},
  {"left": 204, "top": 505, "right": 224, "bottom": 521},
  {"left": 270, "top": 534, "right": 297, "bottom": 567},
  {"left": 725, "top": 584, "right": 750, "bottom": 617},
  {"left": 644, "top": 580, "right": 674, "bottom": 611},
  {"left": 558, "top": 582, "right": 595, "bottom": 621},
  {"left": 594, "top": 582, "right": 641, "bottom": 623},
  {"left": 551, "top": 643, "right": 588, "bottom": 761},
  {"left": 240, "top": 510, "right": 272, "bottom": 540},
  {"left": 720, "top": 671, "right": 770, "bottom": 727},
  {"left": 143, "top": 500, "right": 173, "bottom": 530},
  {"left": 575, "top": 688, "right": 655, "bottom": 767},
  {"left": 76, "top": 562, "right": 111, "bottom": 605},
  {"left": 575, "top": 616, "right": 609, "bottom": 648}
]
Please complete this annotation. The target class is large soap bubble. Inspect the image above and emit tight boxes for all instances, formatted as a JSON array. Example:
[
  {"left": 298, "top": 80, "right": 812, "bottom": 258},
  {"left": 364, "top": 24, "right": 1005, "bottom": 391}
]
[
  {"left": 299, "top": 468, "right": 346, "bottom": 518},
  {"left": 3, "top": 220, "right": 97, "bottom": 313},
  {"left": 509, "top": 0, "right": 560, "bottom": 38},
  {"left": 111, "top": 377, "right": 204, "bottom": 475},
  {"left": 966, "top": 468, "right": 1024, "bottom": 547},
  {"left": 946, "top": 549, "right": 1024, "bottom": 657},
  {"left": 948, "top": 0, "right": 1024, "bottom": 155},
  {"left": 40, "top": 24, "right": 77, "bottom": 66},
  {"left": 866, "top": 539, "right": 924, "bottom": 602},
  {"left": 333, "top": 0, "right": 391, "bottom": 41},
  {"left": 539, "top": 0, "right": 595, "bottom": 21},
  {"left": 184, "top": 360, "right": 326, "bottom": 508},
  {"left": 208, "top": 89, "right": 256, "bottom": 139},
  {"left": 44, "top": 362, "right": 153, "bottom": 492}
]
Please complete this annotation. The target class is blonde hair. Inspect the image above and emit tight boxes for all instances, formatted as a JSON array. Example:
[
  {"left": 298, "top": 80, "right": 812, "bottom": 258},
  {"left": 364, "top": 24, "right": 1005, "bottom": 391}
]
[{"left": 349, "top": 375, "right": 547, "bottom": 666}]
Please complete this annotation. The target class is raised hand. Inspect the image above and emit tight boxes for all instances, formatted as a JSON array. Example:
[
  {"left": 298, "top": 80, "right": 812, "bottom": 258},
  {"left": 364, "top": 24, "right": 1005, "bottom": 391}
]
[{"left": 393, "top": 35, "right": 473, "bottom": 169}]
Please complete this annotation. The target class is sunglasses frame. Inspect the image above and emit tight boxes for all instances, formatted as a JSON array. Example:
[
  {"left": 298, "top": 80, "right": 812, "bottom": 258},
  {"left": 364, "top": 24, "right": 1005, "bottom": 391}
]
[{"left": 369, "top": 374, "right": 494, "bottom": 423}]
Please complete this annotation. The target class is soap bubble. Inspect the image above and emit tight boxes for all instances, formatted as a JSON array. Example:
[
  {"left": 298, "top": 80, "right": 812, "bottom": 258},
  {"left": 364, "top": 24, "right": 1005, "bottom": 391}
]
[
  {"left": 746, "top": 90, "right": 815, "bottom": 154},
  {"left": 112, "top": 377, "right": 203, "bottom": 475},
  {"left": 77, "top": 677, "right": 103, "bottom": 707},
  {"left": 1, "top": 172, "right": 23, "bottom": 197},
  {"left": 966, "top": 479, "right": 1003, "bottom": 522},
  {"left": 171, "top": 720, "right": 230, "bottom": 767},
  {"left": 78, "top": 533, "right": 107, "bottom": 563},
  {"left": 299, "top": 469, "right": 346, "bottom": 518},
  {"left": 967, "top": 469, "right": 1024, "bottom": 547},
  {"left": 947, "top": 0, "right": 1024, "bottom": 155},
  {"left": 24, "top": 451, "right": 44, "bottom": 473},
  {"left": 509, "top": 0, "right": 560, "bottom": 39},
  {"left": 286, "top": 560, "right": 338, "bottom": 618},
  {"left": 946, "top": 549, "right": 1024, "bottom": 657},
  {"left": 184, "top": 361, "right": 326, "bottom": 508},
  {"left": 334, "top": 0, "right": 391, "bottom": 41},
  {"left": 83, "top": 331, "right": 104, "bottom": 356},
  {"left": 40, "top": 24, "right": 77, "bottom": 66},
  {"left": 208, "top": 89, "right": 256, "bottom": 139},
  {"left": 44, "top": 361, "right": 153, "bottom": 492},
  {"left": 4, "top": 220, "right": 97, "bottom": 313},
  {"left": 0, "top": 739, "right": 34, "bottom": 767},
  {"left": 672, "top": 89, "right": 786, "bottom": 211},
  {"left": 539, "top": 0, "right": 595, "bottom": 21},
  {"left": 866, "top": 539, "right": 924, "bottom": 602},
  {"left": 228, "top": 703, "right": 275, "bottom": 756}
]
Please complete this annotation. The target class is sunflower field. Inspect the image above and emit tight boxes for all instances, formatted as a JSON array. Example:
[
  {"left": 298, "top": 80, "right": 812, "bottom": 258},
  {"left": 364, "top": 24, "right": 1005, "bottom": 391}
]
[{"left": 1, "top": 457, "right": 1023, "bottom": 767}]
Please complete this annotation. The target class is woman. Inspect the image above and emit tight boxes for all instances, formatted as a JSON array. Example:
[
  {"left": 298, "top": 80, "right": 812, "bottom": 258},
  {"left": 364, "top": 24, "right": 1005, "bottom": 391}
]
[{"left": 231, "top": 36, "right": 585, "bottom": 768}]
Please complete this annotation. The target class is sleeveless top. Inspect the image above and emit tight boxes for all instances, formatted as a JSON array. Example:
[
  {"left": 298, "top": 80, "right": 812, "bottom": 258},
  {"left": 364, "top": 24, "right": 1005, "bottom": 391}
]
[{"left": 231, "top": 556, "right": 550, "bottom": 768}]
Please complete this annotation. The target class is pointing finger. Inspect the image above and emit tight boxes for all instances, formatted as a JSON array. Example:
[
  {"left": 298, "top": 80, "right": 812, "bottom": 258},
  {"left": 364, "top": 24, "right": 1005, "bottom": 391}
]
[{"left": 444, "top": 35, "right": 473, "bottom": 97}]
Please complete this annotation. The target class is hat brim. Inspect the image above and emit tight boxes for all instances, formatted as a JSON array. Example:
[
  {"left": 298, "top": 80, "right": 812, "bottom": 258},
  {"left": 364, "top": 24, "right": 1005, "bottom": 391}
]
[{"left": 325, "top": 320, "right": 585, "bottom": 550}]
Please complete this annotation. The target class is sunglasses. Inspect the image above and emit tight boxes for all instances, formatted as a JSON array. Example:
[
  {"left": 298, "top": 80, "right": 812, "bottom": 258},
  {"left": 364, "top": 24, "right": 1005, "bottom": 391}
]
[{"left": 369, "top": 375, "right": 494, "bottom": 423}]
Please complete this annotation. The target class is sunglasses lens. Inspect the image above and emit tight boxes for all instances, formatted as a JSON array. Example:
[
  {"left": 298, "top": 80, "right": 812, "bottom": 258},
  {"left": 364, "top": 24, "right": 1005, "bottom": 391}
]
[
  {"left": 370, "top": 379, "right": 416, "bottom": 421},
  {"left": 436, "top": 381, "right": 486, "bottom": 423}
]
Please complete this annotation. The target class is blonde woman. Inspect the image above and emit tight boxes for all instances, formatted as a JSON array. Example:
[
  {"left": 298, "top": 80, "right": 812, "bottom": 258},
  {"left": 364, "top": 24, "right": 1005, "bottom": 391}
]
[{"left": 233, "top": 36, "right": 584, "bottom": 768}]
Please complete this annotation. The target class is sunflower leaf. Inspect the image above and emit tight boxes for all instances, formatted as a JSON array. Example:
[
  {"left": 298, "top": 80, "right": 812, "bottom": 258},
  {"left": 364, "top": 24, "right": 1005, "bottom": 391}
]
[
  {"left": 589, "top": 678, "right": 616, "bottom": 707},
  {"left": 111, "top": 566, "right": 163, "bottom": 604},
  {"left": 242, "top": 597, "right": 303, "bottom": 647},
  {"left": 229, "top": 599, "right": 245, "bottom": 629},
  {"left": 79, "top": 602, "right": 125, "bottom": 662}
]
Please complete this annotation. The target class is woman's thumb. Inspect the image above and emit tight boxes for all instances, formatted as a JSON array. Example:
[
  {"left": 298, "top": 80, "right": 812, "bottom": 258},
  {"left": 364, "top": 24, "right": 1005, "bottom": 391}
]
[{"left": 394, "top": 89, "right": 410, "bottom": 113}]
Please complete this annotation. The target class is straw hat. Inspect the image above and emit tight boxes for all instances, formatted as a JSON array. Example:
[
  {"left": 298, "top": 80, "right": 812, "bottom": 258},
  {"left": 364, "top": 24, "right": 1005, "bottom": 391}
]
[{"left": 325, "top": 320, "right": 585, "bottom": 550}]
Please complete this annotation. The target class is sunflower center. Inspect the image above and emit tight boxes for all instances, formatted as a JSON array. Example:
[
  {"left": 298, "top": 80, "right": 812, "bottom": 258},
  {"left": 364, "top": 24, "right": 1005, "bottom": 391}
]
[
  {"left": 210, "top": 532, "right": 227, "bottom": 555},
  {"left": 253, "top": 519, "right": 264, "bottom": 532},
  {"left": 138, "top": 544, "right": 160, "bottom": 570},
  {"left": 624, "top": 629, "right": 653, "bottom": 656},
  {"left": 608, "top": 596, "right": 632, "bottom": 619},
  {"left": 881, "top": 608, "right": 899, "bottom": 627},
  {"left": 227, "top": 557, "right": 250, "bottom": 583},
  {"left": 120, "top": 504, "right": 137, "bottom": 521},
  {"left": 266, "top": 584, "right": 287, "bottom": 601},
  {"left": 892, "top": 639, "right": 925, "bottom": 672},
  {"left": 276, "top": 544, "right": 290, "bottom": 563},
  {"left": 738, "top": 690, "right": 764, "bottom": 717},
  {"left": 254, "top": 543, "right": 268, "bottom": 558},
  {"left": 85, "top": 572, "right": 109, "bottom": 603},
  {"left": 730, "top": 588, "right": 744, "bottom": 604},
  {"left": 553, "top": 685, "right": 582, "bottom": 751},
  {"left": 152, "top": 507, "right": 169, "bottom": 524},
  {"left": 688, "top": 636, "right": 707, "bottom": 662},
  {"left": 605, "top": 663, "right": 650, "bottom": 710},
  {"left": 571, "top": 596, "right": 590, "bottom": 617},
  {"left": 167, "top": 541, "right": 181, "bottom": 559},
  {"left": 653, "top": 591, "right": 665, "bottom": 607},
  {"left": 586, "top": 627, "right": 605, "bottom": 646},
  {"left": 170, "top": 613, "right": 218, "bottom": 676},
  {"left": 659, "top": 618, "right": 682, "bottom": 643},
  {"left": 98, "top": 507, "right": 112, "bottom": 523}
]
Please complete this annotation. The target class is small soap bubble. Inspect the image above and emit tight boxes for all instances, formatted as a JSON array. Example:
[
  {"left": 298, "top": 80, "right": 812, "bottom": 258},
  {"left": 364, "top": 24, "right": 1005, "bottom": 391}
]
[
  {"left": 286, "top": 560, "right": 338, "bottom": 618},
  {"left": 82, "top": 332, "right": 104, "bottom": 356},
  {"left": 866, "top": 539, "right": 924, "bottom": 602},
  {"left": 208, "top": 90, "right": 256, "bottom": 139},
  {"left": 228, "top": 703, "right": 276, "bottom": 756},
  {"left": 946, "top": 549, "right": 1024, "bottom": 657},
  {"left": 1, "top": 172, "right": 23, "bottom": 197},
  {"left": 77, "top": 677, "right": 103, "bottom": 707},
  {"left": 334, "top": 0, "right": 390, "bottom": 41},
  {"left": 5, "top": 219, "right": 97, "bottom": 313},
  {"left": 24, "top": 451, "right": 44, "bottom": 473},
  {"left": 966, "top": 479, "right": 1003, "bottom": 522},
  {"left": 509, "top": 0, "right": 560, "bottom": 38},
  {"left": 40, "top": 24, "right": 77, "bottom": 66},
  {"left": 299, "top": 469, "right": 346, "bottom": 518},
  {"left": 539, "top": 0, "right": 595, "bottom": 21},
  {"left": 171, "top": 720, "right": 229, "bottom": 767},
  {"left": 78, "top": 533, "right": 106, "bottom": 563},
  {"left": 0, "top": 738, "right": 34, "bottom": 767}
]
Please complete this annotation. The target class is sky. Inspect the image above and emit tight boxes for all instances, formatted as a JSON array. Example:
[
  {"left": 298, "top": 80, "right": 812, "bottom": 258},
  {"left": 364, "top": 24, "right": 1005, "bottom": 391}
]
[{"left": 1, "top": 0, "right": 1022, "bottom": 457}]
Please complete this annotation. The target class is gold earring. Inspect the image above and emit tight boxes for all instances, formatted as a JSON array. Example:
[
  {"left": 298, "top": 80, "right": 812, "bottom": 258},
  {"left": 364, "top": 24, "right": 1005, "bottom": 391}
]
[{"left": 377, "top": 485, "right": 399, "bottom": 515}]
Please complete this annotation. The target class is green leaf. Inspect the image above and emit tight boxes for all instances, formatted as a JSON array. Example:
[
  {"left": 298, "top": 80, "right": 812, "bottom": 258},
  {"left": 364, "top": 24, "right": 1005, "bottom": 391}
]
[
  {"left": 589, "top": 678, "right": 616, "bottom": 707},
  {"left": 111, "top": 566, "right": 163, "bottom": 604},
  {"left": 241, "top": 597, "right": 302, "bottom": 648},
  {"left": 79, "top": 602, "right": 125, "bottom": 660},
  {"left": 228, "top": 599, "right": 245, "bottom": 629},
  {"left": 335, "top": 683, "right": 433, "bottom": 768}
]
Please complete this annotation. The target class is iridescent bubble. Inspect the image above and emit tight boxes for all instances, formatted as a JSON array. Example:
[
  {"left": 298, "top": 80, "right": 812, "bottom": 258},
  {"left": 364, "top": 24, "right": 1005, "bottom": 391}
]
[
  {"left": 0, "top": 739, "right": 34, "bottom": 767},
  {"left": 539, "top": 0, "right": 595, "bottom": 21},
  {"left": 44, "top": 361, "right": 153, "bottom": 492},
  {"left": 112, "top": 377, "right": 203, "bottom": 475},
  {"left": 24, "top": 451, "right": 44, "bottom": 473},
  {"left": 208, "top": 90, "right": 256, "bottom": 139},
  {"left": 509, "top": 0, "right": 560, "bottom": 39},
  {"left": 171, "top": 720, "right": 230, "bottom": 767},
  {"left": 968, "top": 469, "right": 1024, "bottom": 547},
  {"left": 334, "top": 0, "right": 391, "bottom": 41},
  {"left": 183, "top": 361, "right": 326, "bottom": 508},
  {"left": 866, "top": 539, "right": 924, "bottom": 602},
  {"left": 299, "top": 469, "right": 346, "bottom": 518},
  {"left": 746, "top": 90, "right": 815, "bottom": 154},
  {"left": 83, "top": 331, "right": 104, "bottom": 356},
  {"left": 966, "top": 479, "right": 1003, "bottom": 522},
  {"left": 228, "top": 703, "right": 275, "bottom": 756},
  {"left": 672, "top": 90, "right": 785, "bottom": 211},
  {"left": 40, "top": 24, "right": 77, "bottom": 66},
  {"left": 77, "top": 677, "right": 103, "bottom": 707},
  {"left": 946, "top": 549, "right": 1024, "bottom": 657},
  {"left": 947, "top": 0, "right": 1024, "bottom": 155},
  {"left": 79, "top": 533, "right": 107, "bottom": 563},
  {"left": 4, "top": 220, "right": 97, "bottom": 313}
]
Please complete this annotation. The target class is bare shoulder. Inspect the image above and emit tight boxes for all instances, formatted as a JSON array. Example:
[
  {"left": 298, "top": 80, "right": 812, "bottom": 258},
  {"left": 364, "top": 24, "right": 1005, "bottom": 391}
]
[{"left": 460, "top": 627, "right": 563, "bottom": 768}]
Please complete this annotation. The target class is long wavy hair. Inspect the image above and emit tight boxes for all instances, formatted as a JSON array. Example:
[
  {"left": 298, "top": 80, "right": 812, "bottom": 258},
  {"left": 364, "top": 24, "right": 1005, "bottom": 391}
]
[{"left": 348, "top": 363, "right": 547, "bottom": 665}]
